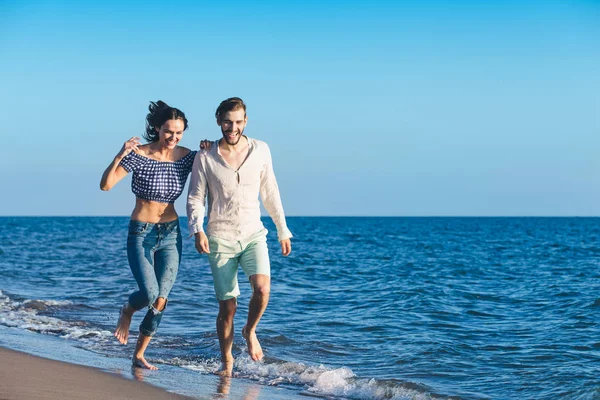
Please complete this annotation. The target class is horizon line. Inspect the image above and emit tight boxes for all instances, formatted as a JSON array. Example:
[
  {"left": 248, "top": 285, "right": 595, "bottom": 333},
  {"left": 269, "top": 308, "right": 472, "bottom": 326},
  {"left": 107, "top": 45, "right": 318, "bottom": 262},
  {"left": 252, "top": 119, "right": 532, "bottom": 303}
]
[{"left": 0, "top": 215, "right": 598, "bottom": 218}]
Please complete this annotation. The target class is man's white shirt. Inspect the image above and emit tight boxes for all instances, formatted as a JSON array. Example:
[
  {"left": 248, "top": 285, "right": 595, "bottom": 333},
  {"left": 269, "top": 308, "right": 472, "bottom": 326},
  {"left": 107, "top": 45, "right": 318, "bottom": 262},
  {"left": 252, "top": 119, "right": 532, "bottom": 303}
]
[{"left": 187, "top": 137, "right": 292, "bottom": 242}]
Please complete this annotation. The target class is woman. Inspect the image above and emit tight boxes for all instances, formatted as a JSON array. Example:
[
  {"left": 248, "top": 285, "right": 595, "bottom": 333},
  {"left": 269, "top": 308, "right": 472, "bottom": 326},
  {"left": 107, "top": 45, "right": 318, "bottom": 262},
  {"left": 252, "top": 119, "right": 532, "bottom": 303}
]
[{"left": 100, "top": 101, "right": 196, "bottom": 370}]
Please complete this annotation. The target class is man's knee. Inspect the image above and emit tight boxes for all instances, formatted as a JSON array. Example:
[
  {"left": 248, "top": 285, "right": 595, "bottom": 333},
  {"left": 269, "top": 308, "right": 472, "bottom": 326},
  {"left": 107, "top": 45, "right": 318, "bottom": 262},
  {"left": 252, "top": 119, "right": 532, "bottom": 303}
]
[
  {"left": 218, "top": 298, "right": 237, "bottom": 319},
  {"left": 251, "top": 276, "right": 270, "bottom": 297}
]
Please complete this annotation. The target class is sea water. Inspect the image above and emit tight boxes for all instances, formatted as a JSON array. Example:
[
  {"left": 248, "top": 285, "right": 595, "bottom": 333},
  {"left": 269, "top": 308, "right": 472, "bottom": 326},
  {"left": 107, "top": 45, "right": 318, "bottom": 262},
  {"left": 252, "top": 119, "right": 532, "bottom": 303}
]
[{"left": 1, "top": 217, "right": 599, "bottom": 399}]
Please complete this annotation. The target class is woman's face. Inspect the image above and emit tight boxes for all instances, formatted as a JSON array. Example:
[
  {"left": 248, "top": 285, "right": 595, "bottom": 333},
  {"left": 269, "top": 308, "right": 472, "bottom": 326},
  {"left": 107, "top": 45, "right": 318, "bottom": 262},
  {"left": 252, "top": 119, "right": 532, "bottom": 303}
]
[{"left": 156, "top": 119, "right": 185, "bottom": 149}]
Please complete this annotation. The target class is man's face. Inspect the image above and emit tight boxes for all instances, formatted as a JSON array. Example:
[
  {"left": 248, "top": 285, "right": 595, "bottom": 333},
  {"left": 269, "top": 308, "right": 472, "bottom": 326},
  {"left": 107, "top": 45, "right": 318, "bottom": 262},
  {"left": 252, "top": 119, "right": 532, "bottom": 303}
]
[{"left": 218, "top": 109, "right": 247, "bottom": 146}]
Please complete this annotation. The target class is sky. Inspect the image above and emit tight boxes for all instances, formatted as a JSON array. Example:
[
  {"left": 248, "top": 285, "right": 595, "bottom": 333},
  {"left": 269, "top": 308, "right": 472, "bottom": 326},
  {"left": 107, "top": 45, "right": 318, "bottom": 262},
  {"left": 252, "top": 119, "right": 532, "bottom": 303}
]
[{"left": 1, "top": 0, "right": 598, "bottom": 216}]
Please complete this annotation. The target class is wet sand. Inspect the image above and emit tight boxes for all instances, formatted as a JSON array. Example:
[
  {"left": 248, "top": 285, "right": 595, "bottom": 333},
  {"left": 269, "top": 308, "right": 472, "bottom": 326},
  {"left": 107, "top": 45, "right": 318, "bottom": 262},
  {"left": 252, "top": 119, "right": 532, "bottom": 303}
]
[{"left": 0, "top": 347, "right": 192, "bottom": 400}]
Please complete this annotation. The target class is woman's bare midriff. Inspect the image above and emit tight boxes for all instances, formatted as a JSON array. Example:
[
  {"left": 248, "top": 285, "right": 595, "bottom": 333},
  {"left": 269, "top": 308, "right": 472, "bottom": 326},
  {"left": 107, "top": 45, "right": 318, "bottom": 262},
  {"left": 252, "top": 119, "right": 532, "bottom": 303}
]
[{"left": 130, "top": 198, "right": 179, "bottom": 224}]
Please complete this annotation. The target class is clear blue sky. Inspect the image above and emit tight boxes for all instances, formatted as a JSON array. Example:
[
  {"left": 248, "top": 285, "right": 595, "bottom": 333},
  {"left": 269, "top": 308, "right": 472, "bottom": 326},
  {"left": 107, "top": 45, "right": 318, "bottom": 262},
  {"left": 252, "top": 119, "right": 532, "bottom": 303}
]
[{"left": 1, "top": 0, "right": 598, "bottom": 216}]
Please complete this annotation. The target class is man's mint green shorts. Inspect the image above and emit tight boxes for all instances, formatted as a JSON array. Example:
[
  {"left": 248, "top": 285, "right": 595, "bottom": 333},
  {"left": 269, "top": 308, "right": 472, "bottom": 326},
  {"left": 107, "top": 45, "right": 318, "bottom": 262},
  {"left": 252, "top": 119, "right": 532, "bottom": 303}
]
[{"left": 207, "top": 229, "right": 270, "bottom": 301}]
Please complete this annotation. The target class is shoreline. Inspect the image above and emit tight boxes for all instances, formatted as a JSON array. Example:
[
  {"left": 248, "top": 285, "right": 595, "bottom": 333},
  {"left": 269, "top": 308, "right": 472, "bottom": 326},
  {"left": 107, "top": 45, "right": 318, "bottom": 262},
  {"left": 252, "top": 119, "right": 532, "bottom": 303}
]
[
  {"left": 0, "top": 325, "right": 310, "bottom": 400},
  {"left": 0, "top": 346, "right": 192, "bottom": 400}
]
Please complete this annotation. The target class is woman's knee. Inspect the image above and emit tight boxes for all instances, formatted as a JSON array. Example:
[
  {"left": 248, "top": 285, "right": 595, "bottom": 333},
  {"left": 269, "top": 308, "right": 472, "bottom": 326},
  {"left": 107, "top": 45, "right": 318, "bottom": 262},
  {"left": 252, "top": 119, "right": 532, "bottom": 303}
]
[
  {"left": 153, "top": 297, "right": 167, "bottom": 312},
  {"left": 141, "top": 287, "right": 160, "bottom": 306}
]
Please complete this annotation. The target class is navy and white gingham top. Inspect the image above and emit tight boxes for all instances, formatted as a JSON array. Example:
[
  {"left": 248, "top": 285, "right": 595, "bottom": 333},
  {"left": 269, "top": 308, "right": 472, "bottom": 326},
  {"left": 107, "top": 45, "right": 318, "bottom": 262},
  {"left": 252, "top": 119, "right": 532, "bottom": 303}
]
[{"left": 119, "top": 150, "right": 197, "bottom": 204}]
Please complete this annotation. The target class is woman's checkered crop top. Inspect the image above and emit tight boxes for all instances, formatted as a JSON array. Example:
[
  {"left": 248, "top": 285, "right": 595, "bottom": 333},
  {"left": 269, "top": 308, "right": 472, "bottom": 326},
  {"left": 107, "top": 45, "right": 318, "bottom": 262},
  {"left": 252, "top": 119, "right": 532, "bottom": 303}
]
[{"left": 119, "top": 150, "right": 197, "bottom": 204}]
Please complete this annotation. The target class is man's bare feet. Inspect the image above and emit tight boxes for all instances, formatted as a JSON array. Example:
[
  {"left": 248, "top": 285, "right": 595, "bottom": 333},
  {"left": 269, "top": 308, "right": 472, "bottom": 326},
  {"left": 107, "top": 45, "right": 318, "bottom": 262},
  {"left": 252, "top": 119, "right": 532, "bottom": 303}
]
[
  {"left": 216, "top": 353, "right": 234, "bottom": 377},
  {"left": 216, "top": 376, "right": 232, "bottom": 394},
  {"left": 114, "top": 303, "right": 133, "bottom": 344},
  {"left": 132, "top": 356, "right": 158, "bottom": 370},
  {"left": 242, "top": 326, "right": 264, "bottom": 361}
]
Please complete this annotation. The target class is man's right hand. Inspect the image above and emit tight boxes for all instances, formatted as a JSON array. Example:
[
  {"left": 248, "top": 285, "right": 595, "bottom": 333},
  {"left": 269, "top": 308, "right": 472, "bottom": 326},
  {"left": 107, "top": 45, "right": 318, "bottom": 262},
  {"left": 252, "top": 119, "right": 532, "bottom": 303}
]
[{"left": 195, "top": 232, "right": 210, "bottom": 254}]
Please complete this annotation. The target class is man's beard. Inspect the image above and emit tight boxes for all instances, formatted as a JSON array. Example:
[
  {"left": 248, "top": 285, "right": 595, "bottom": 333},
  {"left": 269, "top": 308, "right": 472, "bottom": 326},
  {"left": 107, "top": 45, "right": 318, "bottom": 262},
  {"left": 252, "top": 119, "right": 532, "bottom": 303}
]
[{"left": 222, "top": 128, "right": 244, "bottom": 145}]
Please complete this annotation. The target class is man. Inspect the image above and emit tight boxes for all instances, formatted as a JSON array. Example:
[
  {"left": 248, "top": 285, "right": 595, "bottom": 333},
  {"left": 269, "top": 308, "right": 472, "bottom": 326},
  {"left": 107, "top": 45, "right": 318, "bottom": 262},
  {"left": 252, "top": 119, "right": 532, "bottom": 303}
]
[{"left": 187, "top": 97, "right": 292, "bottom": 377}]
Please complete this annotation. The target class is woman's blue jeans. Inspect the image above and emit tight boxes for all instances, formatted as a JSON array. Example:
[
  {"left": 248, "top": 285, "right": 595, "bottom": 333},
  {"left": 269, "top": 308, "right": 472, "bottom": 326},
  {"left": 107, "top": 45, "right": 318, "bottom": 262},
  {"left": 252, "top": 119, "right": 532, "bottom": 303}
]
[{"left": 126, "top": 219, "right": 181, "bottom": 337}]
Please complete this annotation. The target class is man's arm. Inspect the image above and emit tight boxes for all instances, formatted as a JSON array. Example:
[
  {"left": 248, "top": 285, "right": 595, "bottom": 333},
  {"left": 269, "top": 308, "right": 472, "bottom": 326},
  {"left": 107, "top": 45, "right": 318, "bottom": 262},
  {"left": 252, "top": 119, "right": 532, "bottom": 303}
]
[
  {"left": 187, "top": 153, "right": 210, "bottom": 254},
  {"left": 259, "top": 143, "right": 292, "bottom": 255}
]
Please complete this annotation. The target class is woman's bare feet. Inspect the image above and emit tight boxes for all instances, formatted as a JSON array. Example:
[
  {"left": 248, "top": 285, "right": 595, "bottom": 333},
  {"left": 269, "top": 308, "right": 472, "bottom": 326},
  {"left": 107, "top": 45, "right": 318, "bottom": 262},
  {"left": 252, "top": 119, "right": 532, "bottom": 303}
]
[
  {"left": 242, "top": 326, "right": 264, "bottom": 361},
  {"left": 216, "top": 354, "right": 234, "bottom": 377},
  {"left": 114, "top": 303, "right": 133, "bottom": 344},
  {"left": 132, "top": 356, "right": 158, "bottom": 370}
]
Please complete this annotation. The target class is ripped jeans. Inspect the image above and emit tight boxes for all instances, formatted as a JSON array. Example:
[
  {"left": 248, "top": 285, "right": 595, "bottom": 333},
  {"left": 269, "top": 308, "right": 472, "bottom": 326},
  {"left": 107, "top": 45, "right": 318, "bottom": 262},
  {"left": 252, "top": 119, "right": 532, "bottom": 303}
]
[{"left": 126, "top": 219, "right": 181, "bottom": 337}]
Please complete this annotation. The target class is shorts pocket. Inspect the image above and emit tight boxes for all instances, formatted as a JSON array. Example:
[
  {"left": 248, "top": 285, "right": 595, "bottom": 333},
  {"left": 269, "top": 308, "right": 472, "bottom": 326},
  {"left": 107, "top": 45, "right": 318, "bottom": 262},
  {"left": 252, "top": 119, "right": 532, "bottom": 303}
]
[
  {"left": 208, "top": 236, "right": 218, "bottom": 253},
  {"left": 208, "top": 236, "right": 237, "bottom": 254}
]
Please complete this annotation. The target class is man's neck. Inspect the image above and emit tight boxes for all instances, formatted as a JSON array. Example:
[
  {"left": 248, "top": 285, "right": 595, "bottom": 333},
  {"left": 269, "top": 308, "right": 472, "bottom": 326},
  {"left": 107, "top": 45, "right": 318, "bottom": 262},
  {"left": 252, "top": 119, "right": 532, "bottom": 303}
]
[{"left": 219, "top": 135, "right": 249, "bottom": 153}]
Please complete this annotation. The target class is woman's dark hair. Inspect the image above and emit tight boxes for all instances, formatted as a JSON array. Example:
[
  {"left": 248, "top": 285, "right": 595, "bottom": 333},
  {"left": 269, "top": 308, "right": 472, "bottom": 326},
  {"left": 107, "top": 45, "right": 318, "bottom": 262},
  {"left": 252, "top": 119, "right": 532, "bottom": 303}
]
[
  {"left": 215, "top": 97, "right": 246, "bottom": 123},
  {"left": 144, "top": 100, "right": 189, "bottom": 142}
]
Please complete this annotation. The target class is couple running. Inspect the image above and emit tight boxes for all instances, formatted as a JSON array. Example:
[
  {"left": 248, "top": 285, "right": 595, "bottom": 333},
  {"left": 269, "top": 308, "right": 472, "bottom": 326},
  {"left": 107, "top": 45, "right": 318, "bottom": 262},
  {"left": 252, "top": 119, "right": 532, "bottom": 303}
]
[{"left": 100, "top": 97, "right": 292, "bottom": 376}]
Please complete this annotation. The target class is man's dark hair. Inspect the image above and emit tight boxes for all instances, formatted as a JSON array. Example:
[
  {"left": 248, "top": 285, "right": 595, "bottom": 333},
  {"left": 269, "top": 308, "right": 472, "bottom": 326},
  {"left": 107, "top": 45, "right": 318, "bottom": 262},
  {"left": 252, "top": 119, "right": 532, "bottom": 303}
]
[{"left": 215, "top": 97, "right": 246, "bottom": 123}]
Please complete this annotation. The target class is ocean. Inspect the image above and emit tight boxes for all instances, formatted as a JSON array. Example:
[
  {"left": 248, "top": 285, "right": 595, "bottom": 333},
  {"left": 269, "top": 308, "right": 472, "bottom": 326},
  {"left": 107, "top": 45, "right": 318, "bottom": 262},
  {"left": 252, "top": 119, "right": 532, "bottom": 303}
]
[{"left": 1, "top": 216, "right": 599, "bottom": 399}]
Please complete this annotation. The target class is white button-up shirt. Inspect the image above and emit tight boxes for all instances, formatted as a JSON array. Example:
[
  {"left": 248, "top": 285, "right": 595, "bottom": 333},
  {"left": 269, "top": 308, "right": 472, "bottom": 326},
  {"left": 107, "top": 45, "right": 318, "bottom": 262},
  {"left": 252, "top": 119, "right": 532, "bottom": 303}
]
[{"left": 186, "top": 137, "right": 292, "bottom": 241}]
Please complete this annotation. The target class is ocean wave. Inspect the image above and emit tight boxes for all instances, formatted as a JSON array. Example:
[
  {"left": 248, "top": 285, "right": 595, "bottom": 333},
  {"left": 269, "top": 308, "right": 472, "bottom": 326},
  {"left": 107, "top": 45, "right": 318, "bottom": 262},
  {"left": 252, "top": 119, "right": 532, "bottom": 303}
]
[
  {"left": 237, "top": 357, "right": 438, "bottom": 400},
  {"left": 168, "top": 351, "right": 440, "bottom": 400},
  {"left": 0, "top": 288, "right": 449, "bottom": 399},
  {"left": 0, "top": 290, "right": 112, "bottom": 341}
]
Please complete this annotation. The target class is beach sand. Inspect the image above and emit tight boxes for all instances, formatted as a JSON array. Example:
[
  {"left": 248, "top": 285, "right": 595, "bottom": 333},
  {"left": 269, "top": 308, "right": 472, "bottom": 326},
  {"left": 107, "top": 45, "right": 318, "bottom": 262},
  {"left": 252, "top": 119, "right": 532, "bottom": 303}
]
[{"left": 0, "top": 347, "right": 192, "bottom": 400}]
